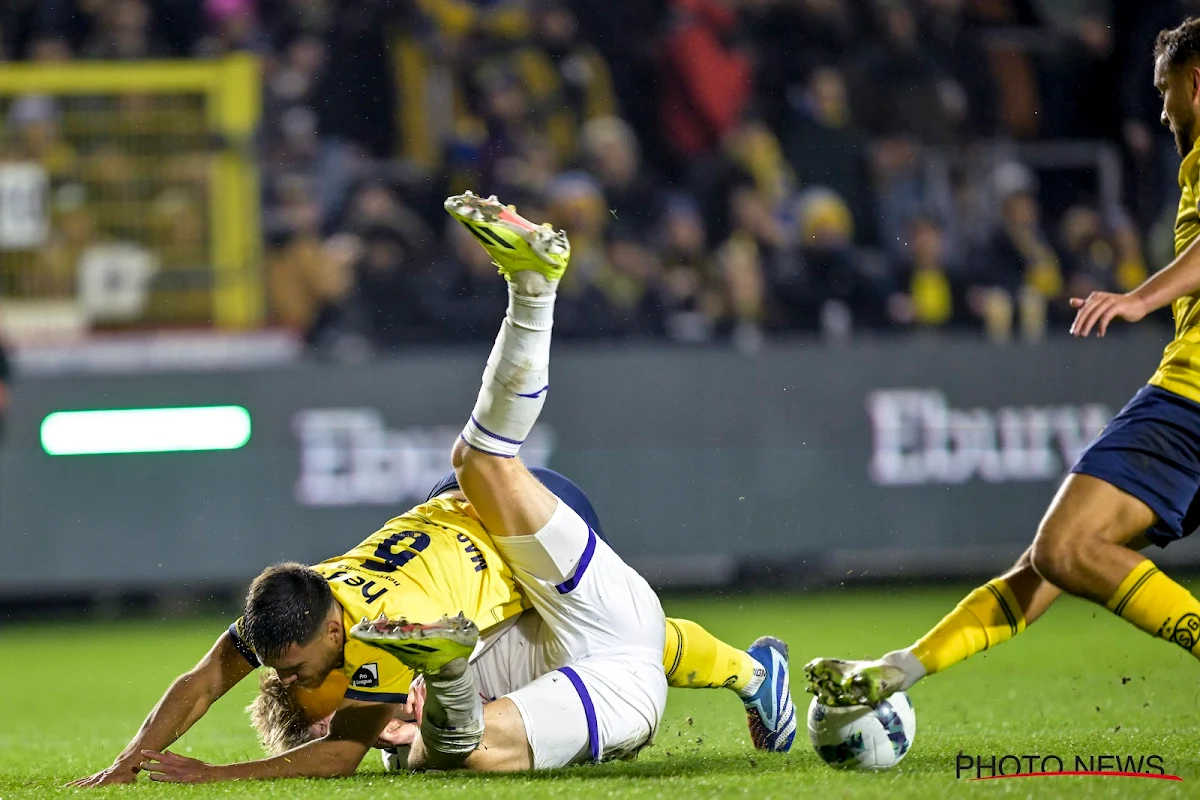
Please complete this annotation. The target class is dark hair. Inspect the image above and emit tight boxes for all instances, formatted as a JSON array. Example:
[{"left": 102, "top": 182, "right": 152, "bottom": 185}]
[
  {"left": 1155, "top": 17, "right": 1200, "bottom": 70},
  {"left": 242, "top": 562, "right": 333, "bottom": 661}
]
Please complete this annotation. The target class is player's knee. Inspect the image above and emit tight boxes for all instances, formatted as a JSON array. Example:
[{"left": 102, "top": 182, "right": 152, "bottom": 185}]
[
  {"left": 1029, "top": 524, "right": 1086, "bottom": 587},
  {"left": 452, "top": 438, "right": 520, "bottom": 486},
  {"left": 451, "top": 436, "right": 505, "bottom": 472}
]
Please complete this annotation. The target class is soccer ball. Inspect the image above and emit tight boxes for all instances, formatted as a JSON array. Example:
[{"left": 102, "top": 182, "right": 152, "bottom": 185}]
[{"left": 807, "top": 692, "right": 916, "bottom": 770}]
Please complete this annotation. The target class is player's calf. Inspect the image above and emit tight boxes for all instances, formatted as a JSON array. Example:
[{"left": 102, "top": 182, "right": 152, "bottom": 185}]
[
  {"left": 460, "top": 699, "right": 534, "bottom": 772},
  {"left": 406, "top": 698, "right": 532, "bottom": 773},
  {"left": 450, "top": 192, "right": 569, "bottom": 465}
]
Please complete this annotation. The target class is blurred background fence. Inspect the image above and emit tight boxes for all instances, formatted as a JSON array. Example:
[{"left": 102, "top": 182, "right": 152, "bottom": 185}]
[{"left": 0, "top": 55, "right": 261, "bottom": 339}]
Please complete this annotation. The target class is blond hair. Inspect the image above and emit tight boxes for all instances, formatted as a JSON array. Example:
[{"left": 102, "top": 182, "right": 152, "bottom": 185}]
[{"left": 246, "top": 670, "right": 317, "bottom": 756}]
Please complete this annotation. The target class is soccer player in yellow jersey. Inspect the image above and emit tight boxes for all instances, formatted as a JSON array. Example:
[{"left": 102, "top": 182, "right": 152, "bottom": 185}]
[
  {"left": 242, "top": 466, "right": 791, "bottom": 763},
  {"left": 806, "top": 15, "right": 1200, "bottom": 709},
  {"left": 70, "top": 194, "right": 794, "bottom": 787}
]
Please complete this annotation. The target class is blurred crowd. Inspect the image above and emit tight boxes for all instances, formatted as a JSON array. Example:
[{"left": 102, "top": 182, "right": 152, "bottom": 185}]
[{"left": 0, "top": 0, "right": 1193, "bottom": 353}]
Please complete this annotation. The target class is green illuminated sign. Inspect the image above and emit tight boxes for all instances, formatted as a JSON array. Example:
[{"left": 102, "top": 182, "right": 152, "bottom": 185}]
[{"left": 41, "top": 406, "right": 252, "bottom": 455}]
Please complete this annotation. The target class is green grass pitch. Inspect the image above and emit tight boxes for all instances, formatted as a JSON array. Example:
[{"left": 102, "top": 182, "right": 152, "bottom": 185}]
[{"left": 3, "top": 586, "right": 1199, "bottom": 799}]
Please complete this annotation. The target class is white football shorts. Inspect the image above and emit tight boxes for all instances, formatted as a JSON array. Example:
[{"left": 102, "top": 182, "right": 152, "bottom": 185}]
[{"left": 479, "top": 499, "right": 667, "bottom": 767}]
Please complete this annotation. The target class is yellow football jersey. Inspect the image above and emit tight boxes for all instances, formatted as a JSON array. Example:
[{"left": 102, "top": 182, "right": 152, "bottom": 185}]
[
  {"left": 230, "top": 497, "right": 528, "bottom": 704},
  {"left": 1149, "top": 139, "right": 1200, "bottom": 404}
]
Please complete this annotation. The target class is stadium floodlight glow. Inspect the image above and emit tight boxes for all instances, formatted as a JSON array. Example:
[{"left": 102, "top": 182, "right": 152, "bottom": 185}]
[{"left": 40, "top": 406, "right": 252, "bottom": 456}]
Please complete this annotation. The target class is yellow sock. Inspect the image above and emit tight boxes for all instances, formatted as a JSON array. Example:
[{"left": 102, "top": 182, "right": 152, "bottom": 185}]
[
  {"left": 1106, "top": 559, "right": 1200, "bottom": 656},
  {"left": 911, "top": 578, "right": 1026, "bottom": 674},
  {"left": 663, "top": 617, "right": 763, "bottom": 695}
]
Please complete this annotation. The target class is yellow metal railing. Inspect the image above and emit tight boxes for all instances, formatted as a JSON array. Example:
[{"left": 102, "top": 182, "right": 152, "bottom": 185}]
[{"left": 0, "top": 54, "right": 262, "bottom": 330}]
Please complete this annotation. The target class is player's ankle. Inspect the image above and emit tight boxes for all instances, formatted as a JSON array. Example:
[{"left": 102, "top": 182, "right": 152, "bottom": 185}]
[
  {"left": 880, "top": 649, "right": 926, "bottom": 690},
  {"left": 737, "top": 664, "right": 767, "bottom": 699},
  {"left": 511, "top": 271, "right": 558, "bottom": 297},
  {"left": 430, "top": 656, "right": 470, "bottom": 681}
]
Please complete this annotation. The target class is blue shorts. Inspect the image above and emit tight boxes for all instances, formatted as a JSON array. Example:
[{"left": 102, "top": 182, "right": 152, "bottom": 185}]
[
  {"left": 426, "top": 467, "right": 609, "bottom": 544},
  {"left": 1072, "top": 385, "right": 1200, "bottom": 548}
]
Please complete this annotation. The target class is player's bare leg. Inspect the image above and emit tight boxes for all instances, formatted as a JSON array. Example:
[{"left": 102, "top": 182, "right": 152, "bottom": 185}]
[
  {"left": 446, "top": 191, "right": 571, "bottom": 539},
  {"left": 1032, "top": 475, "right": 1200, "bottom": 654},
  {"left": 350, "top": 193, "right": 573, "bottom": 771},
  {"left": 1029, "top": 475, "right": 1156, "bottom": 600},
  {"left": 807, "top": 473, "right": 1191, "bottom": 707},
  {"left": 410, "top": 699, "right": 533, "bottom": 772},
  {"left": 349, "top": 612, "right": 531, "bottom": 771}
]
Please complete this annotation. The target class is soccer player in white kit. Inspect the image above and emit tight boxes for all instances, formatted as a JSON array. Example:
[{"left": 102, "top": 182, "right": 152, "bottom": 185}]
[{"left": 352, "top": 191, "right": 670, "bottom": 771}]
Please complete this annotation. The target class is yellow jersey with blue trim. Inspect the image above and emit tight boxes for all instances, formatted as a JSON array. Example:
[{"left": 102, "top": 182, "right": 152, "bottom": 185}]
[
  {"left": 1149, "top": 139, "right": 1200, "bottom": 404},
  {"left": 228, "top": 497, "right": 528, "bottom": 704}
]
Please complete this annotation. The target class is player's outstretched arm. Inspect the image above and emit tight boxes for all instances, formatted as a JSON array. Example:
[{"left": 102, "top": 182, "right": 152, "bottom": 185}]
[
  {"left": 140, "top": 698, "right": 395, "bottom": 782},
  {"left": 1070, "top": 234, "right": 1200, "bottom": 337},
  {"left": 67, "top": 631, "right": 254, "bottom": 787}
]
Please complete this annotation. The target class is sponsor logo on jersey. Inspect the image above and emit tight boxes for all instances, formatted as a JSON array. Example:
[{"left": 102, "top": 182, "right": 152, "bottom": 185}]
[{"left": 352, "top": 662, "right": 380, "bottom": 688}]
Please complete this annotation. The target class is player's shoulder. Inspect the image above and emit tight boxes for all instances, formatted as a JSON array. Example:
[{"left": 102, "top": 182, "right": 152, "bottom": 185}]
[{"left": 1180, "top": 142, "right": 1200, "bottom": 194}]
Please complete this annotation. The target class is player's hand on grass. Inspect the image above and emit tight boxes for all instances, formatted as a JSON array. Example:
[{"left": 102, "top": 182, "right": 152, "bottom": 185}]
[
  {"left": 138, "top": 750, "right": 214, "bottom": 783},
  {"left": 1069, "top": 291, "right": 1149, "bottom": 337},
  {"left": 65, "top": 759, "right": 140, "bottom": 787}
]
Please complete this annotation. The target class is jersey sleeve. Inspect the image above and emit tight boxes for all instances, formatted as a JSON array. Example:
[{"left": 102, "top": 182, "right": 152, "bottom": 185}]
[
  {"left": 341, "top": 639, "right": 413, "bottom": 704},
  {"left": 227, "top": 617, "right": 262, "bottom": 668}
]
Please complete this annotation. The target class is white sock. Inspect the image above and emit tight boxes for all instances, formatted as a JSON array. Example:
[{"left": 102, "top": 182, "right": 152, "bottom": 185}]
[
  {"left": 420, "top": 660, "right": 484, "bottom": 758},
  {"left": 460, "top": 286, "right": 555, "bottom": 458},
  {"left": 881, "top": 648, "right": 927, "bottom": 692}
]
